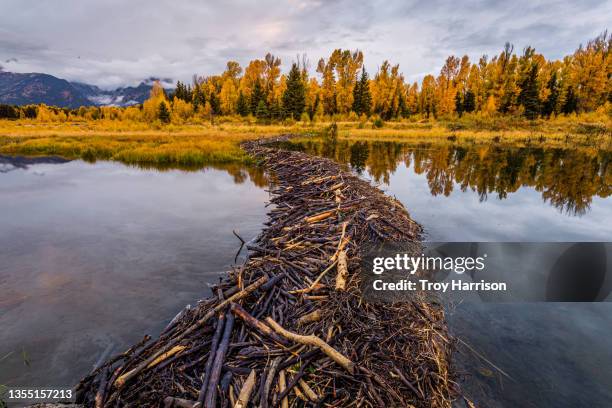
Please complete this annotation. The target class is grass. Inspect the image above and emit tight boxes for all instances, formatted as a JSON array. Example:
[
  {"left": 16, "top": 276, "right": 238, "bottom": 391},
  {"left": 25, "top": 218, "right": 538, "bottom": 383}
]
[
  {"left": 0, "top": 121, "right": 324, "bottom": 167},
  {"left": 0, "top": 114, "right": 609, "bottom": 169}
]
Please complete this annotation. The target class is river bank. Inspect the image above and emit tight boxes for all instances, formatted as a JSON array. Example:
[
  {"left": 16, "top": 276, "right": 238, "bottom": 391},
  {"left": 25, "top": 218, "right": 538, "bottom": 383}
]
[{"left": 73, "top": 135, "right": 456, "bottom": 407}]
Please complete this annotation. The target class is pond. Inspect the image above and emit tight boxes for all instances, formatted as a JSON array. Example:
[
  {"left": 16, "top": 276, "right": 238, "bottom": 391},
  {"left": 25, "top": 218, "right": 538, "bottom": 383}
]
[
  {"left": 1, "top": 136, "right": 611, "bottom": 407},
  {"left": 277, "top": 136, "right": 612, "bottom": 407},
  {"left": 0, "top": 156, "right": 269, "bottom": 392}
]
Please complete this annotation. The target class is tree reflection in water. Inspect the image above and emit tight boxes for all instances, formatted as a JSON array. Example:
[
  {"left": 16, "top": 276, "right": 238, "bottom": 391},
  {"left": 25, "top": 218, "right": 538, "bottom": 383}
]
[{"left": 279, "top": 138, "right": 611, "bottom": 216}]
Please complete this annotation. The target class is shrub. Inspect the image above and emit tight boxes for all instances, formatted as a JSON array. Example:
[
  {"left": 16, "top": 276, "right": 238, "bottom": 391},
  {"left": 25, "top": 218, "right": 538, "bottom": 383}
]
[{"left": 372, "top": 118, "right": 384, "bottom": 128}]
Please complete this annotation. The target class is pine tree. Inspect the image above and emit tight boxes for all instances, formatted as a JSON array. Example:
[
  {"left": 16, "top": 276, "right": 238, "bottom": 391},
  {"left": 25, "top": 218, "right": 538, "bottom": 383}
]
[
  {"left": 158, "top": 101, "right": 170, "bottom": 123},
  {"left": 463, "top": 90, "right": 476, "bottom": 113},
  {"left": 282, "top": 63, "right": 306, "bottom": 120},
  {"left": 542, "top": 71, "right": 559, "bottom": 117},
  {"left": 256, "top": 99, "right": 269, "bottom": 120},
  {"left": 455, "top": 91, "right": 464, "bottom": 116},
  {"left": 352, "top": 67, "right": 371, "bottom": 116},
  {"left": 236, "top": 91, "right": 249, "bottom": 116},
  {"left": 209, "top": 92, "right": 221, "bottom": 115},
  {"left": 308, "top": 94, "right": 320, "bottom": 120},
  {"left": 270, "top": 99, "right": 285, "bottom": 121},
  {"left": 518, "top": 64, "right": 541, "bottom": 119},
  {"left": 192, "top": 86, "right": 205, "bottom": 111},
  {"left": 250, "top": 80, "right": 266, "bottom": 115},
  {"left": 562, "top": 86, "right": 578, "bottom": 115}
]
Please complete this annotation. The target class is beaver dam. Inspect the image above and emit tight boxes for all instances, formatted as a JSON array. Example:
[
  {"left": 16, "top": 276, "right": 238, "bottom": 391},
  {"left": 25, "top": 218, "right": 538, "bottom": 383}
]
[{"left": 74, "top": 135, "right": 457, "bottom": 407}]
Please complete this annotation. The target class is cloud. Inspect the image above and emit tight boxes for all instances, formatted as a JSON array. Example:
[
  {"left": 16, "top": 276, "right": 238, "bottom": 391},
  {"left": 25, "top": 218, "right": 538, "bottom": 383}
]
[{"left": 0, "top": 0, "right": 609, "bottom": 88}]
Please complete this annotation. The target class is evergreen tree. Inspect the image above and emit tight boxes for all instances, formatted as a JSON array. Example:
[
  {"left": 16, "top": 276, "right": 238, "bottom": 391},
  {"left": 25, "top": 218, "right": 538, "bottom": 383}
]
[
  {"left": 281, "top": 63, "right": 306, "bottom": 120},
  {"left": 463, "top": 90, "right": 476, "bottom": 113},
  {"left": 352, "top": 67, "right": 372, "bottom": 116},
  {"left": 518, "top": 64, "right": 541, "bottom": 119},
  {"left": 174, "top": 81, "right": 192, "bottom": 102},
  {"left": 192, "top": 86, "right": 205, "bottom": 111},
  {"left": 158, "top": 101, "right": 170, "bottom": 123},
  {"left": 562, "top": 86, "right": 578, "bottom": 114},
  {"left": 542, "top": 72, "right": 560, "bottom": 117},
  {"left": 236, "top": 91, "right": 249, "bottom": 116},
  {"left": 270, "top": 99, "right": 285, "bottom": 121},
  {"left": 0, "top": 104, "right": 19, "bottom": 119},
  {"left": 308, "top": 94, "right": 320, "bottom": 120},
  {"left": 250, "top": 80, "right": 266, "bottom": 115},
  {"left": 209, "top": 92, "right": 221, "bottom": 115},
  {"left": 255, "top": 99, "right": 269, "bottom": 120},
  {"left": 398, "top": 92, "right": 408, "bottom": 117},
  {"left": 455, "top": 91, "right": 464, "bottom": 116}
]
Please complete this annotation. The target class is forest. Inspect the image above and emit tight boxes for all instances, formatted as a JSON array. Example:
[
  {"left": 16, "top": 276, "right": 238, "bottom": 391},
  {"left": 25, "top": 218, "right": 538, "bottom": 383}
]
[{"left": 0, "top": 32, "right": 610, "bottom": 125}]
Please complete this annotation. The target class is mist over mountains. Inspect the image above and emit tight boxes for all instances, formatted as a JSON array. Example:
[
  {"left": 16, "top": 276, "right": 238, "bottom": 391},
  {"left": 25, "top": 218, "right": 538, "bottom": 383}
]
[{"left": 0, "top": 71, "right": 172, "bottom": 108}]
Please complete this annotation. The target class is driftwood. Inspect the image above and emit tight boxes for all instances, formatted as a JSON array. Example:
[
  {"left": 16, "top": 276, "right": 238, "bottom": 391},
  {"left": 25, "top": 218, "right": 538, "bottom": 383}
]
[
  {"left": 265, "top": 317, "right": 355, "bottom": 374},
  {"left": 233, "top": 369, "right": 256, "bottom": 408},
  {"left": 75, "top": 135, "right": 454, "bottom": 408},
  {"left": 335, "top": 250, "right": 349, "bottom": 291}
]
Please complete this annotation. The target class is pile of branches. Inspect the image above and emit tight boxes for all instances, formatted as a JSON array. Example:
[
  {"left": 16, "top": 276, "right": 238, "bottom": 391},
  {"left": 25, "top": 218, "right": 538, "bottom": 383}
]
[{"left": 75, "top": 135, "right": 456, "bottom": 407}]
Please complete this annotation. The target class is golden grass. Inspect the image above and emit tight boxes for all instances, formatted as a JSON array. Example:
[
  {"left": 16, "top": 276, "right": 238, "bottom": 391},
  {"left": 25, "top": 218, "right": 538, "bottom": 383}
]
[
  {"left": 0, "top": 116, "right": 609, "bottom": 169},
  {"left": 0, "top": 121, "right": 324, "bottom": 166}
]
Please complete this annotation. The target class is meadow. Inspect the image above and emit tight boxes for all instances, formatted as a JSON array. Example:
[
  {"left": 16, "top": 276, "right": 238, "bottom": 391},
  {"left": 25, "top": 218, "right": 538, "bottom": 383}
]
[{"left": 0, "top": 111, "right": 610, "bottom": 169}]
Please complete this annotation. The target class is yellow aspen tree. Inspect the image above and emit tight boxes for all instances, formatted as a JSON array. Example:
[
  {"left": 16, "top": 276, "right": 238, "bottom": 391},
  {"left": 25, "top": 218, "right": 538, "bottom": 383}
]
[{"left": 219, "top": 78, "right": 238, "bottom": 115}]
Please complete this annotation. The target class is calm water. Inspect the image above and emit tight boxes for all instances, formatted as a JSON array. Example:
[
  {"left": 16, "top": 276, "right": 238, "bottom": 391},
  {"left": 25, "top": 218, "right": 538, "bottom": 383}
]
[
  {"left": 279, "top": 137, "right": 612, "bottom": 407},
  {"left": 1, "top": 138, "right": 611, "bottom": 407},
  {"left": 0, "top": 156, "right": 269, "bottom": 391}
]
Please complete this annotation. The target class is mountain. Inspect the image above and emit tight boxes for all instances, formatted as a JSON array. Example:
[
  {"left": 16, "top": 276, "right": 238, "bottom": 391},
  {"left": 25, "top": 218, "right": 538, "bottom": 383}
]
[
  {"left": 0, "top": 72, "right": 91, "bottom": 108},
  {"left": 0, "top": 71, "right": 169, "bottom": 108}
]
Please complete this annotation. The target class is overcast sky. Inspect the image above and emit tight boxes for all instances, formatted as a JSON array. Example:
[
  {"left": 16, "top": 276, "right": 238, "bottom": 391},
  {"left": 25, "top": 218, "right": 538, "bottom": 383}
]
[{"left": 1, "top": 0, "right": 609, "bottom": 89}]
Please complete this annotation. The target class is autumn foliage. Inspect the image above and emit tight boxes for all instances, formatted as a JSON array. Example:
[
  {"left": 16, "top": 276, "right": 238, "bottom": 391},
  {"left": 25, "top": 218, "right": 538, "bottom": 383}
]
[{"left": 1, "top": 32, "right": 610, "bottom": 125}]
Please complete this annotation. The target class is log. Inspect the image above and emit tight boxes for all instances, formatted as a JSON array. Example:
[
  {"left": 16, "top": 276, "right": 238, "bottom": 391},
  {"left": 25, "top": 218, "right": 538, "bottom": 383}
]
[
  {"left": 234, "top": 369, "right": 256, "bottom": 408},
  {"left": 197, "top": 312, "right": 226, "bottom": 405},
  {"left": 265, "top": 318, "right": 355, "bottom": 374},
  {"left": 204, "top": 311, "right": 235, "bottom": 408}
]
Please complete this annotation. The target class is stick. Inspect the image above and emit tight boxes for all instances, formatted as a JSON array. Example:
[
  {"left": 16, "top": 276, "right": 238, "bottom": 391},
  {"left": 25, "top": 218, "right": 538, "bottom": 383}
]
[
  {"left": 163, "top": 397, "right": 200, "bottom": 408},
  {"left": 335, "top": 250, "right": 349, "bottom": 291},
  {"left": 94, "top": 367, "right": 109, "bottom": 408},
  {"left": 297, "top": 309, "right": 322, "bottom": 326},
  {"left": 114, "top": 276, "right": 267, "bottom": 389},
  {"left": 197, "top": 312, "right": 226, "bottom": 405},
  {"left": 230, "top": 303, "right": 289, "bottom": 347},
  {"left": 234, "top": 369, "right": 256, "bottom": 408},
  {"left": 261, "top": 357, "right": 281, "bottom": 408},
  {"left": 265, "top": 318, "right": 355, "bottom": 374},
  {"left": 204, "top": 312, "right": 235, "bottom": 408},
  {"left": 298, "top": 379, "right": 319, "bottom": 402},
  {"left": 278, "top": 370, "right": 288, "bottom": 408}
]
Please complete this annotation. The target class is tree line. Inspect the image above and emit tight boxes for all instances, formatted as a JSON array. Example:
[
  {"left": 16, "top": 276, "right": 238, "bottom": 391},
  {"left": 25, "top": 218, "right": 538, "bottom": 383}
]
[
  {"left": 170, "top": 31, "right": 610, "bottom": 121},
  {"left": 1, "top": 31, "right": 609, "bottom": 122}
]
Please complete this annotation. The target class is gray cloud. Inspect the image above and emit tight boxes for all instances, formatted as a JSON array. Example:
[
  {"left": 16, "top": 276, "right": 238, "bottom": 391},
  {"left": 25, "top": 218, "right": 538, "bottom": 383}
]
[{"left": 0, "top": 0, "right": 609, "bottom": 88}]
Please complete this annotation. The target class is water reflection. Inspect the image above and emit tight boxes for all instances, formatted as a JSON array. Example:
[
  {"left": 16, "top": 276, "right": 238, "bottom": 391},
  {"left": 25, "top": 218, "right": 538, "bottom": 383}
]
[
  {"left": 279, "top": 138, "right": 611, "bottom": 216},
  {"left": 0, "top": 158, "right": 269, "bottom": 390},
  {"left": 0, "top": 155, "right": 269, "bottom": 188}
]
